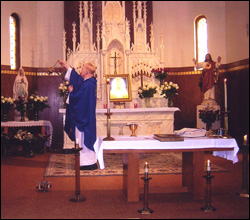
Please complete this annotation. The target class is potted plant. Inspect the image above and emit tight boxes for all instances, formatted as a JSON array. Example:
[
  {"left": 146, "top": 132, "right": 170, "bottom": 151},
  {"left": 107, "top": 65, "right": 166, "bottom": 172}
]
[
  {"left": 1, "top": 96, "right": 14, "bottom": 122},
  {"left": 58, "top": 81, "right": 69, "bottom": 108},
  {"left": 138, "top": 84, "right": 158, "bottom": 107},
  {"left": 199, "top": 107, "right": 220, "bottom": 131},
  {"left": 160, "top": 81, "right": 179, "bottom": 107},
  {"left": 28, "top": 94, "right": 50, "bottom": 121}
]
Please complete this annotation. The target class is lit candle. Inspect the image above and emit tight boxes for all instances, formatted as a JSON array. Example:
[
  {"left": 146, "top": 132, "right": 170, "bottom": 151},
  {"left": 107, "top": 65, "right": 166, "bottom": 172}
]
[
  {"left": 76, "top": 138, "right": 79, "bottom": 149},
  {"left": 224, "top": 79, "right": 227, "bottom": 112},
  {"left": 243, "top": 135, "right": 247, "bottom": 145},
  {"left": 207, "top": 160, "right": 211, "bottom": 172},
  {"left": 144, "top": 162, "right": 149, "bottom": 179}
]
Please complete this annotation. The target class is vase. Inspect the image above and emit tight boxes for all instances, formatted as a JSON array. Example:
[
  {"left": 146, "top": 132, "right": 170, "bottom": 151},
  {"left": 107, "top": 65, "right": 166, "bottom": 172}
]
[
  {"left": 2, "top": 112, "right": 8, "bottom": 122},
  {"left": 168, "top": 97, "right": 173, "bottom": 107},
  {"left": 62, "top": 96, "right": 67, "bottom": 109},
  {"left": 206, "top": 123, "right": 212, "bottom": 131},
  {"left": 34, "top": 110, "right": 39, "bottom": 121},
  {"left": 20, "top": 111, "right": 25, "bottom": 122},
  {"left": 144, "top": 98, "right": 151, "bottom": 108}
]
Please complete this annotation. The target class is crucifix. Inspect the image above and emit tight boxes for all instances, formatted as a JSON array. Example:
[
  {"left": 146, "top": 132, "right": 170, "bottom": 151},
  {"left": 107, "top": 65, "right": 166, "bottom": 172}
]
[{"left": 110, "top": 51, "right": 121, "bottom": 74}]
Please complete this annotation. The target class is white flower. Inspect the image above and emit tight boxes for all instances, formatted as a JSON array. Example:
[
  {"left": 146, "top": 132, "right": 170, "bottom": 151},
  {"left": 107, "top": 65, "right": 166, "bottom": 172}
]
[
  {"left": 65, "top": 81, "right": 69, "bottom": 85},
  {"left": 60, "top": 83, "right": 63, "bottom": 87},
  {"left": 30, "top": 96, "right": 34, "bottom": 99},
  {"left": 169, "top": 82, "right": 173, "bottom": 86},
  {"left": 34, "top": 98, "right": 38, "bottom": 102}
]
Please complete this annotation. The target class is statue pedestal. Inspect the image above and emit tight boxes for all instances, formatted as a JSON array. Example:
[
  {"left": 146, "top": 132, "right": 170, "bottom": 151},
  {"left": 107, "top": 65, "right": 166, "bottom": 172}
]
[{"left": 196, "top": 99, "right": 220, "bottom": 130}]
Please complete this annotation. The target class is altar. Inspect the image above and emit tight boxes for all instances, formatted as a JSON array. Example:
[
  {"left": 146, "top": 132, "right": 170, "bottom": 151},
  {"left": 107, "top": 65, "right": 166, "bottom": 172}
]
[
  {"left": 93, "top": 135, "right": 239, "bottom": 202},
  {"left": 59, "top": 107, "right": 180, "bottom": 149}
]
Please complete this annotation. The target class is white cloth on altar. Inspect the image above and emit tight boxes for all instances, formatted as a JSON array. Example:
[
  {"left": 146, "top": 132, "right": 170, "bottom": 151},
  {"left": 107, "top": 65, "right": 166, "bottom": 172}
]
[
  {"left": 93, "top": 135, "right": 239, "bottom": 169},
  {"left": 175, "top": 128, "right": 206, "bottom": 137}
]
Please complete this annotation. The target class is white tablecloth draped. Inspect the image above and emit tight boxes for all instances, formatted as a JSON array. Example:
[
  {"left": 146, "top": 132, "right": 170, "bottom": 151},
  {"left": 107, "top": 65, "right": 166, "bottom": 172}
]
[
  {"left": 93, "top": 135, "right": 239, "bottom": 169},
  {"left": 1, "top": 120, "right": 53, "bottom": 147}
]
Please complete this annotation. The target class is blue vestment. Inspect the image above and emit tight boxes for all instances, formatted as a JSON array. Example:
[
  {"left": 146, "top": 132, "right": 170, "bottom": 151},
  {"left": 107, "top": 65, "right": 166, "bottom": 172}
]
[{"left": 64, "top": 69, "right": 97, "bottom": 151}]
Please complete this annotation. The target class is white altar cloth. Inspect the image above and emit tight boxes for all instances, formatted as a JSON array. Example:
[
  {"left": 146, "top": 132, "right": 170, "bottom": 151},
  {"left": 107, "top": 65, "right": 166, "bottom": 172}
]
[
  {"left": 1, "top": 120, "right": 53, "bottom": 147},
  {"left": 93, "top": 135, "right": 239, "bottom": 169}
]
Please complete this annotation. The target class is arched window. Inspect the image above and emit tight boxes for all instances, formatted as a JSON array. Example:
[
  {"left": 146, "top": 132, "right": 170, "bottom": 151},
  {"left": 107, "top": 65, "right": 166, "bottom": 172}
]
[
  {"left": 9, "top": 13, "right": 20, "bottom": 70},
  {"left": 195, "top": 15, "right": 207, "bottom": 63}
]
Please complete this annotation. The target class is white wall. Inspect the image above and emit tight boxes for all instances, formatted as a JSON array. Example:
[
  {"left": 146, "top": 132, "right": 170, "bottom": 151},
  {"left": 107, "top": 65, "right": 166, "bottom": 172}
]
[
  {"left": 1, "top": 1, "right": 248, "bottom": 68},
  {"left": 225, "top": 1, "right": 249, "bottom": 63},
  {"left": 1, "top": 1, "right": 63, "bottom": 68},
  {"left": 153, "top": 1, "right": 227, "bottom": 67}
]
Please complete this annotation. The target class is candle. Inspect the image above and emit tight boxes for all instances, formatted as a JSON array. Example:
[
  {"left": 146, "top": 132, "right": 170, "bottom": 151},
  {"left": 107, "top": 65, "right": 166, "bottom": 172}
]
[
  {"left": 207, "top": 160, "right": 211, "bottom": 172},
  {"left": 107, "top": 78, "right": 110, "bottom": 111},
  {"left": 144, "top": 162, "right": 149, "bottom": 179},
  {"left": 76, "top": 138, "right": 79, "bottom": 149},
  {"left": 243, "top": 135, "right": 247, "bottom": 145},
  {"left": 224, "top": 79, "right": 227, "bottom": 112}
]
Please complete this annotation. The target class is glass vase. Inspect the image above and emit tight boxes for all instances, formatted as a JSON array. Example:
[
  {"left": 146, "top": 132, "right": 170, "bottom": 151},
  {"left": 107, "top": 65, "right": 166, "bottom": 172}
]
[
  {"left": 20, "top": 111, "right": 25, "bottom": 122},
  {"left": 206, "top": 122, "right": 212, "bottom": 131},
  {"left": 63, "top": 96, "right": 67, "bottom": 109},
  {"left": 168, "top": 97, "right": 173, "bottom": 107},
  {"left": 34, "top": 110, "right": 39, "bottom": 121},
  {"left": 2, "top": 112, "right": 8, "bottom": 122},
  {"left": 144, "top": 98, "right": 151, "bottom": 108}
]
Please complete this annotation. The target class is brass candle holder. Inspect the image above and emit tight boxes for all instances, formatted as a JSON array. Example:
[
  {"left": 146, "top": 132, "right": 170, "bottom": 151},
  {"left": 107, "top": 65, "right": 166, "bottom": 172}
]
[{"left": 103, "top": 111, "right": 115, "bottom": 141}]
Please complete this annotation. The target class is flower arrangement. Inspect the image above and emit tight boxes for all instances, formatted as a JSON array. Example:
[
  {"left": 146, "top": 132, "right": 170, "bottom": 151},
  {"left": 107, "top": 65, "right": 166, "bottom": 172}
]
[
  {"left": 58, "top": 81, "right": 69, "bottom": 108},
  {"left": 160, "top": 81, "right": 179, "bottom": 99},
  {"left": 199, "top": 107, "right": 220, "bottom": 131},
  {"left": 1, "top": 96, "right": 15, "bottom": 121},
  {"left": 14, "top": 129, "right": 34, "bottom": 144},
  {"left": 151, "top": 67, "right": 169, "bottom": 84},
  {"left": 28, "top": 95, "right": 50, "bottom": 112},
  {"left": 138, "top": 84, "right": 158, "bottom": 99}
]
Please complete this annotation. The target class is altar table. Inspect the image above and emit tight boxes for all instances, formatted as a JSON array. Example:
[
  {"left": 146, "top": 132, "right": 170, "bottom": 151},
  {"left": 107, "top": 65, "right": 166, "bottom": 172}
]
[
  {"left": 59, "top": 107, "right": 180, "bottom": 149},
  {"left": 93, "top": 135, "right": 239, "bottom": 202},
  {"left": 1, "top": 120, "right": 53, "bottom": 150}
]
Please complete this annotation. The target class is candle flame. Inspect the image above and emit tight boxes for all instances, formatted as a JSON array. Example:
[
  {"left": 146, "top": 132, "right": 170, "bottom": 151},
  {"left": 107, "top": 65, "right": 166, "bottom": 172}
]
[
  {"left": 224, "top": 78, "right": 227, "bottom": 82},
  {"left": 244, "top": 135, "right": 247, "bottom": 141}
]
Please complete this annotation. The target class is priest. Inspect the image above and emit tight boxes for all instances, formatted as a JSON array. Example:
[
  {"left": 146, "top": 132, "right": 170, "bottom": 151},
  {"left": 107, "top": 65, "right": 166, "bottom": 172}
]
[{"left": 58, "top": 60, "right": 98, "bottom": 170}]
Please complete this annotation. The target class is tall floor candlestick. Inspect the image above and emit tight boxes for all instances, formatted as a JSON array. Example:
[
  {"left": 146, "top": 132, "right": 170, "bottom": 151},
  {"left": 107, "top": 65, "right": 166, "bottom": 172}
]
[
  {"left": 223, "top": 79, "right": 229, "bottom": 134},
  {"left": 103, "top": 77, "right": 114, "bottom": 141},
  {"left": 70, "top": 145, "right": 86, "bottom": 202}
]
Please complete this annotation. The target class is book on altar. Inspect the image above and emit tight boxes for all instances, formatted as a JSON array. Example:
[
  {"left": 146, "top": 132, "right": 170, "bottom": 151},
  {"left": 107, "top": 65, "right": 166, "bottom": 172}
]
[{"left": 153, "top": 134, "right": 184, "bottom": 142}]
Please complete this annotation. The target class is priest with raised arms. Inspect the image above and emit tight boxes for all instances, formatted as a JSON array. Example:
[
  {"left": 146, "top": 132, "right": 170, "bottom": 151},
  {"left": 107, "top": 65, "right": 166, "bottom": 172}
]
[{"left": 58, "top": 60, "right": 98, "bottom": 170}]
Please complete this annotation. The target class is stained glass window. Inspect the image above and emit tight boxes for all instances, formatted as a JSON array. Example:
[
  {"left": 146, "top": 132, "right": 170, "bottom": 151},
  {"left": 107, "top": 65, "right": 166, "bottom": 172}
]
[
  {"left": 9, "top": 15, "right": 16, "bottom": 69},
  {"left": 195, "top": 16, "right": 208, "bottom": 63}
]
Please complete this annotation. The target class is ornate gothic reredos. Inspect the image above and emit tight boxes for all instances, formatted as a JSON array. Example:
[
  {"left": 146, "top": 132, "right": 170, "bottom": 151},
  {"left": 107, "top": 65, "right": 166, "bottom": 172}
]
[{"left": 62, "top": 1, "right": 164, "bottom": 108}]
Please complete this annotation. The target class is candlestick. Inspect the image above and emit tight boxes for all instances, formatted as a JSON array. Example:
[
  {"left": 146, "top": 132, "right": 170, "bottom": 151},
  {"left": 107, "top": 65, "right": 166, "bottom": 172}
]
[
  {"left": 207, "top": 160, "right": 211, "bottom": 172},
  {"left": 224, "top": 79, "right": 227, "bottom": 112}
]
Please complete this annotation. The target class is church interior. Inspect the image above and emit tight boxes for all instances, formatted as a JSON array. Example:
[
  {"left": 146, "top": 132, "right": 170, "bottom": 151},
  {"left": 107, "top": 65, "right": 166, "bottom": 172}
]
[{"left": 1, "top": 1, "right": 249, "bottom": 219}]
